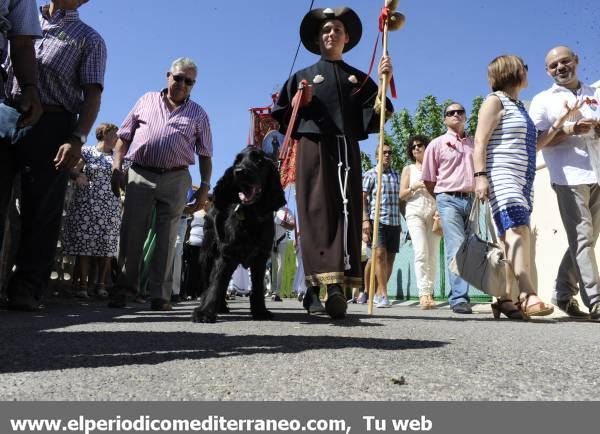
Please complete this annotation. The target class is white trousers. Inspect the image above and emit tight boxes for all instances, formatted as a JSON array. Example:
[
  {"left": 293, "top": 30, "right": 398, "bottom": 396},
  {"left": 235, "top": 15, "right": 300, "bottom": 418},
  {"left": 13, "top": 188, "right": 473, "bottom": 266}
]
[{"left": 405, "top": 212, "right": 440, "bottom": 296}]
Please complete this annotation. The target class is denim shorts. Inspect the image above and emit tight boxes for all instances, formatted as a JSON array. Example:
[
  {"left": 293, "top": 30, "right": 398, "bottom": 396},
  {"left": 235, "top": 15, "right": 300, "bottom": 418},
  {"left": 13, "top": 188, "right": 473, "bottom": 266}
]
[
  {"left": 0, "top": 102, "right": 29, "bottom": 145},
  {"left": 368, "top": 222, "right": 401, "bottom": 253}
]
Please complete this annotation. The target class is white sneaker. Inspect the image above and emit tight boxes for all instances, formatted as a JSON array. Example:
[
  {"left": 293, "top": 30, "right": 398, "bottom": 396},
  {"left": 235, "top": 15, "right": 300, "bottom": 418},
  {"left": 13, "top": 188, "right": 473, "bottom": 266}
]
[
  {"left": 373, "top": 294, "right": 382, "bottom": 305},
  {"left": 376, "top": 296, "right": 391, "bottom": 308}
]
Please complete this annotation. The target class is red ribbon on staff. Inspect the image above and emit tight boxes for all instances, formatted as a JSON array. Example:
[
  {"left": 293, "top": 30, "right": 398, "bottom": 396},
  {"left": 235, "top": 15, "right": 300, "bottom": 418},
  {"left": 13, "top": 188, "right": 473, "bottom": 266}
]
[{"left": 352, "top": 6, "right": 397, "bottom": 99}]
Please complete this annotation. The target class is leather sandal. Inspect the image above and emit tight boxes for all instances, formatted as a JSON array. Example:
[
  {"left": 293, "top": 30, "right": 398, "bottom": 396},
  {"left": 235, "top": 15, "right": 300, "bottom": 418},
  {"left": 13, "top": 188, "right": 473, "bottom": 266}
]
[
  {"left": 516, "top": 293, "right": 554, "bottom": 319},
  {"left": 419, "top": 295, "right": 432, "bottom": 310},
  {"left": 427, "top": 294, "right": 437, "bottom": 309},
  {"left": 491, "top": 298, "right": 524, "bottom": 320}
]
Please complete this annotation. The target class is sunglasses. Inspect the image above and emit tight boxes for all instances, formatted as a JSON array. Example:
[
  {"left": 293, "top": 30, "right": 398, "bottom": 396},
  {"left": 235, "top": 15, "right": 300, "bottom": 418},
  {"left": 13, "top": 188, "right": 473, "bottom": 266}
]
[
  {"left": 445, "top": 109, "right": 465, "bottom": 117},
  {"left": 171, "top": 74, "right": 196, "bottom": 86},
  {"left": 411, "top": 143, "right": 425, "bottom": 150},
  {"left": 382, "top": 150, "right": 393, "bottom": 155}
]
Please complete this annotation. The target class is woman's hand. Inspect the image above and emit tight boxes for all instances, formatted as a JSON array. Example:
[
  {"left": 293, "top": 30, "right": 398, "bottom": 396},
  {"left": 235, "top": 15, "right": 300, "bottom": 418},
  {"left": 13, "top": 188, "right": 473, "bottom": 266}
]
[
  {"left": 475, "top": 176, "right": 489, "bottom": 201},
  {"left": 409, "top": 180, "right": 425, "bottom": 194},
  {"left": 74, "top": 173, "right": 89, "bottom": 187}
]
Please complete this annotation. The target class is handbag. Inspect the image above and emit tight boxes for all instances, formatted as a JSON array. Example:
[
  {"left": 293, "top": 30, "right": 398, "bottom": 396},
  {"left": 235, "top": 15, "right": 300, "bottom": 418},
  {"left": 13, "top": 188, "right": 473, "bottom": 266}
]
[
  {"left": 449, "top": 198, "right": 517, "bottom": 298},
  {"left": 431, "top": 211, "right": 443, "bottom": 236}
]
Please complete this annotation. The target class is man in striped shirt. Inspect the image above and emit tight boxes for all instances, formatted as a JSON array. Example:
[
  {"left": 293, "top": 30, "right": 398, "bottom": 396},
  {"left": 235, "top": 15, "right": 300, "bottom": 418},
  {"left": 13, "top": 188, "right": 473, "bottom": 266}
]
[
  {"left": 1, "top": 0, "right": 106, "bottom": 311},
  {"left": 362, "top": 143, "right": 401, "bottom": 308},
  {"left": 108, "top": 57, "right": 213, "bottom": 311}
]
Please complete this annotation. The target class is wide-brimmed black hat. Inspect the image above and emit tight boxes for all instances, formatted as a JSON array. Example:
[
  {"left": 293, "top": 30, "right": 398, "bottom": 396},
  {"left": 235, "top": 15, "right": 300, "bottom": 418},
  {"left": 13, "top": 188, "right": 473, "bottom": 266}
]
[{"left": 299, "top": 6, "right": 362, "bottom": 55}]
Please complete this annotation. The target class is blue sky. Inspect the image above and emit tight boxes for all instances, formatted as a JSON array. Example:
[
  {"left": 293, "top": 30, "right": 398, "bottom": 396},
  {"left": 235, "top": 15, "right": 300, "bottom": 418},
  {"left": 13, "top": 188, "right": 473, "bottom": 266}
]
[{"left": 42, "top": 0, "right": 600, "bottom": 186}]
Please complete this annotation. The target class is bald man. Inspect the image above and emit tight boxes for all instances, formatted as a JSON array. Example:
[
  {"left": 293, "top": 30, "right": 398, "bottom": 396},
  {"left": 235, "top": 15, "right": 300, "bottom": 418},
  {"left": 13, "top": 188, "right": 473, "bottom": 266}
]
[{"left": 529, "top": 46, "right": 600, "bottom": 320}]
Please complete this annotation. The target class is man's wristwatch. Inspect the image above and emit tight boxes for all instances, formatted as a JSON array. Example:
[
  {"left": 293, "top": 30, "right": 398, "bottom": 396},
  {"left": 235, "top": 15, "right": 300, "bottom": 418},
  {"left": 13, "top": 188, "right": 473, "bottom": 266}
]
[{"left": 71, "top": 132, "right": 87, "bottom": 145}]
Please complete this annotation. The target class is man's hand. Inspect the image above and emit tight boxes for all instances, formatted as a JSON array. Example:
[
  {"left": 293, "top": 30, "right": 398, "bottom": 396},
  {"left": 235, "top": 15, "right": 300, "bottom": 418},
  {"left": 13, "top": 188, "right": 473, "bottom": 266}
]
[
  {"left": 378, "top": 55, "right": 393, "bottom": 80},
  {"left": 362, "top": 220, "right": 372, "bottom": 243},
  {"left": 110, "top": 167, "right": 126, "bottom": 198},
  {"left": 573, "top": 118, "right": 596, "bottom": 135},
  {"left": 291, "top": 80, "right": 312, "bottom": 108},
  {"left": 54, "top": 137, "right": 82, "bottom": 170},
  {"left": 184, "top": 186, "right": 208, "bottom": 215},
  {"left": 16, "top": 86, "right": 42, "bottom": 128}
]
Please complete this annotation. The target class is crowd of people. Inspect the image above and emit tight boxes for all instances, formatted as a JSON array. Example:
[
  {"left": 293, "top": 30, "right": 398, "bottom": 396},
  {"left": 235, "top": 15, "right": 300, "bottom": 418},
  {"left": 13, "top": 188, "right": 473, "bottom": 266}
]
[{"left": 0, "top": 2, "right": 599, "bottom": 323}]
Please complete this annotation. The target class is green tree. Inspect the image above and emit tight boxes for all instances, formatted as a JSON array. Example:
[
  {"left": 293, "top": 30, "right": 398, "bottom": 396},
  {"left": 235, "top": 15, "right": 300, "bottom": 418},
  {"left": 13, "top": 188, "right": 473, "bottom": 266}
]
[
  {"left": 360, "top": 150, "right": 373, "bottom": 172},
  {"left": 467, "top": 95, "right": 484, "bottom": 137}
]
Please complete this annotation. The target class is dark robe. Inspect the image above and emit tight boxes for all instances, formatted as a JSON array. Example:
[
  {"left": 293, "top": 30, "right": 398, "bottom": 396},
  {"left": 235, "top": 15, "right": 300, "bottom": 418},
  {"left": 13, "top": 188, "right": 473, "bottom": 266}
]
[{"left": 272, "top": 58, "right": 393, "bottom": 288}]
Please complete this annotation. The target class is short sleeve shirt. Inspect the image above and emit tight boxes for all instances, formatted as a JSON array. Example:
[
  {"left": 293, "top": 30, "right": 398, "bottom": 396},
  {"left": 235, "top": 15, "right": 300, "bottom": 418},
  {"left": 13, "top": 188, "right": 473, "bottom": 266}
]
[{"left": 362, "top": 167, "right": 401, "bottom": 226}]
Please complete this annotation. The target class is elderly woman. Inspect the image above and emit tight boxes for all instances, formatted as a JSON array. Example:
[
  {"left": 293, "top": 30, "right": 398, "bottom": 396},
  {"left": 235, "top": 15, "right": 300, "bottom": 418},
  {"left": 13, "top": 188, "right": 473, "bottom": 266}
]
[
  {"left": 473, "top": 55, "right": 577, "bottom": 319},
  {"left": 272, "top": 6, "right": 393, "bottom": 319},
  {"left": 400, "top": 135, "right": 440, "bottom": 309},
  {"left": 63, "top": 123, "right": 122, "bottom": 298}
]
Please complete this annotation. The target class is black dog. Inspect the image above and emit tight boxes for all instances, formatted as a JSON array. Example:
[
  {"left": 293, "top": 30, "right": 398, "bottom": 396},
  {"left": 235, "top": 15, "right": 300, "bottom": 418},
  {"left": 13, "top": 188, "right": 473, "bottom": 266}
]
[{"left": 192, "top": 147, "right": 286, "bottom": 323}]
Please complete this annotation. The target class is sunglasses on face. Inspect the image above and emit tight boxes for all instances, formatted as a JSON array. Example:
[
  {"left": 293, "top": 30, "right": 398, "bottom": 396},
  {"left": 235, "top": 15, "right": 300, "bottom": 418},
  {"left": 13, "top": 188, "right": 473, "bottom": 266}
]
[
  {"left": 382, "top": 150, "right": 393, "bottom": 155},
  {"left": 445, "top": 109, "right": 465, "bottom": 117},
  {"left": 411, "top": 143, "right": 425, "bottom": 150},
  {"left": 171, "top": 74, "right": 196, "bottom": 86},
  {"left": 547, "top": 57, "right": 575, "bottom": 71}
]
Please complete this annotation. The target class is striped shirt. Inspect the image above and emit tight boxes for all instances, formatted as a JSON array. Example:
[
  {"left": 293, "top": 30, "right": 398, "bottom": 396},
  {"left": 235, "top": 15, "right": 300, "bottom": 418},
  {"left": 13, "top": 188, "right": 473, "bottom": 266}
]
[
  {"left": 5, "top": 5, "right": 106, "bottom": 114},
  {"left": 118, "top": 90, "right": 213, "bottom": 168},
  {"left": 362, "top": 166, "right": 401, "bottom": 226}
]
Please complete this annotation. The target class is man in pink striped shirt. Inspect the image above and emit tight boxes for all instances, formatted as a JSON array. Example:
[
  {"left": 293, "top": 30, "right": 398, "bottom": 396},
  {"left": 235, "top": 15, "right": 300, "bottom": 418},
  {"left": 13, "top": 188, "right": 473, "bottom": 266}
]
[{"left": 108, "top": 57, "right": 213, "bottom": 311}]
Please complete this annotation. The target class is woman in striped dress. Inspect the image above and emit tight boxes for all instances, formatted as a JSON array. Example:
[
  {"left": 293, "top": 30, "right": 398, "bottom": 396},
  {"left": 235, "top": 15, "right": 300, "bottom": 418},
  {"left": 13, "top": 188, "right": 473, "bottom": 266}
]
[{"left": 474, "top": 55, "right": 576, "bottom": 319}]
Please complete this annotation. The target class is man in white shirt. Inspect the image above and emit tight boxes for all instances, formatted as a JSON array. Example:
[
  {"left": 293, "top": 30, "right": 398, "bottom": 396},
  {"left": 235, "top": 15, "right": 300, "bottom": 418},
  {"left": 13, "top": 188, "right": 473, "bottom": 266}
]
[{"left": 529, "top": 45, "right": 600, "bottom": 319}]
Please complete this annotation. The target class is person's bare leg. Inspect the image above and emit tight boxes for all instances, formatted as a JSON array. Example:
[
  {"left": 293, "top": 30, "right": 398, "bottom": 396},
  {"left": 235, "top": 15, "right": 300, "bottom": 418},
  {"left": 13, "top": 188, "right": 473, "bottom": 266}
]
[
  {"left": 505, "top": 226, "right": 551, "bottom": 311},
  {"left": 374, "top": 247, "right": 388, "bottom": 297}
]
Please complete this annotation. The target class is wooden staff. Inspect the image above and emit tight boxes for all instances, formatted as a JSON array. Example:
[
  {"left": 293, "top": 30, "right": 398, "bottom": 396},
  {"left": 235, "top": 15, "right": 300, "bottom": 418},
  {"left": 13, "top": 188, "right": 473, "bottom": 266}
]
[{"left": 368, "top": 1, "right": 405, "bottom": 314}]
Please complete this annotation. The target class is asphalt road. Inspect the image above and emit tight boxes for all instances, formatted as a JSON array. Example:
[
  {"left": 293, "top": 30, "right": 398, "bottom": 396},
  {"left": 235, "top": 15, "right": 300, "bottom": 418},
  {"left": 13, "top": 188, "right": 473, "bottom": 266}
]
[{"left": 1, "top": 296, "right": 599, "bottom": 401}]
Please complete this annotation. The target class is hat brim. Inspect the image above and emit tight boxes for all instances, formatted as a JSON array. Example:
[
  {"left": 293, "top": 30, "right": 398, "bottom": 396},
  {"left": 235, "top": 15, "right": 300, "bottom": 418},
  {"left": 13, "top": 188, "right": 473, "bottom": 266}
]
[{"left": 299, "top": 7, "right": 362, "bottom": 55}]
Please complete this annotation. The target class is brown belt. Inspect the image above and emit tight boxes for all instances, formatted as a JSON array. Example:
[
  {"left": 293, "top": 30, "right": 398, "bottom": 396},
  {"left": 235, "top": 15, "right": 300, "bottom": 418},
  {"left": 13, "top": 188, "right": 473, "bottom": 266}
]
[
  {"left": 42, "top": 104, "right": 67, "bottom": 113},
  {"left": 131, "top": 163, "right": 188, "bottom": 174}
]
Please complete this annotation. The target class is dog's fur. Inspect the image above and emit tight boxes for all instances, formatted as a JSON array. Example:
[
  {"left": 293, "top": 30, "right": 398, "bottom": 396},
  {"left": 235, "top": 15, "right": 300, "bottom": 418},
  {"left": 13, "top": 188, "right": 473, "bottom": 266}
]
[{"left": 192, "top": 147, "right": 286, "bottom": 323}]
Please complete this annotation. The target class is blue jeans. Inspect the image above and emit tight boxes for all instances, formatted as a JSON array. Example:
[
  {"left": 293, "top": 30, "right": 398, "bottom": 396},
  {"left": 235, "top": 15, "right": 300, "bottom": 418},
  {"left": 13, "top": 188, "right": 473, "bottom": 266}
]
[{"left": 436, "top": 193, "right": 473, "bottom": 306}]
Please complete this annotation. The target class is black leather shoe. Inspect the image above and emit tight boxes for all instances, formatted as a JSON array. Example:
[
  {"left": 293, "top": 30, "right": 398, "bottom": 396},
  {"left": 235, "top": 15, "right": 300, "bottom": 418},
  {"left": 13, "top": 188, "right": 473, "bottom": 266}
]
[
  {"left": 556, "top": 298, "right": 589, "bottom": 319},
  {"left": 271, "top": 294, "right": 282, "bottom": 302},
  {"left": 151, "top": 298, "right": 173, "bottom": 311},
  {"left": 6, "top": 292, "right": 45, "bottom": 311},
  {"left": 325, "top": 284, "right": 347, "bottom": 319},
  {"left": 107, "top": 294, "right": 127, "bottom": 308},
  {"left": 590, "top": 303, "right": 600, "bottom": 320},
  {"left": 303, "top": 286, "right": 325, "bottom": 314},
  {"left": 6, "top": 281, "right": 45, "bottom": 311},
  {"left": 451, "top": 302, "right": 473, "bottom": 314}
]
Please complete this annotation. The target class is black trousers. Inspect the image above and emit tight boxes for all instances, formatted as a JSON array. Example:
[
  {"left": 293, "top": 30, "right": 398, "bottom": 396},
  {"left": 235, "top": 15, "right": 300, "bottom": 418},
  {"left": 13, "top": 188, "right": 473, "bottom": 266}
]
[
  {"left": 182, "top": 243, "right": 201, "bottom": 298},
  {"left": 0, "top": 112, "right": 76, "bottom": 298}
]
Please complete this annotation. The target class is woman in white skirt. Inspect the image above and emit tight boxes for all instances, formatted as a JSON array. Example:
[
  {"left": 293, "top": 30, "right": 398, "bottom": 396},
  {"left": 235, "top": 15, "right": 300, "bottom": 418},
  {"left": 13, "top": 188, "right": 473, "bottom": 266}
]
[{"left": 400, "top": 135, "right": 441, "bottom": 309}]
